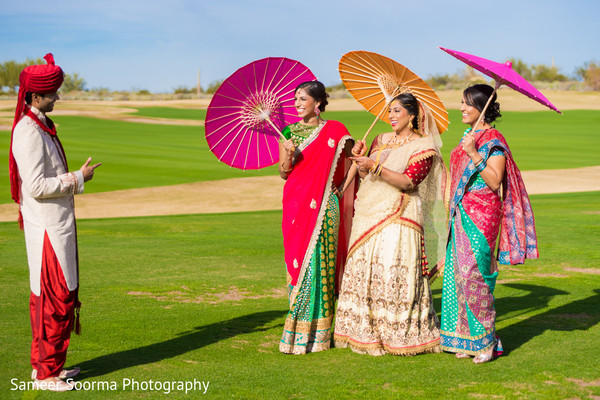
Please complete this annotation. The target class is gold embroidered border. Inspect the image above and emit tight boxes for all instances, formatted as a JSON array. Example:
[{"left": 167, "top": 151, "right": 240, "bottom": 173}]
[
  {"left": 280, "top": 341, "right": 331, "bottom": 355},
  {"left": 289, "top": 132, "right": 353, "bottom": 308},
  {"left": 442, "top": 158, "right": 452, "bottom": 216},
  {"left": 440, "top": 328, "right": 494, "bottom": 341},
  {"left": 347, "top": 194, "right": 425, "bottom": 259},
  {"left": 348, "top": 193, "right": 408, "bottom": 257},
  {"left": 439, "top": 342, "right": 495, "bottom": 356},
  {"left": 406, "top": 149, "right": 437, "bottom": 166},
  {"left": 395, "top": 216, "right": 423, "bottom": 235},
  {"left": 297, "top": 120, "right": 326, "bottom": 153},
  {"left": 283, "top": 316, "right": 332, "bottom": 332},
  {"left": 334, "top": 334, "right": 440, "bottom": 356}
]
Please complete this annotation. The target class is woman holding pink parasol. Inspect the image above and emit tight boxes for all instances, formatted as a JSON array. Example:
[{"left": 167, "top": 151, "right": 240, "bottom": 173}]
[
  {"left": 440, "top": 84, "right": 539, "bottom": 363},
  {"left": 279, "top": 81, "right": 356, "bottom": 354},
  {"left": 333, "top": 93, "right": 448, "bottom": 356}
]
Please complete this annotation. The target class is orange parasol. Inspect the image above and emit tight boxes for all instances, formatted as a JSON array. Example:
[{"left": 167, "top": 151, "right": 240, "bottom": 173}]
[{"left": 339, "top": 50, "right": 449, "bottom": 140}]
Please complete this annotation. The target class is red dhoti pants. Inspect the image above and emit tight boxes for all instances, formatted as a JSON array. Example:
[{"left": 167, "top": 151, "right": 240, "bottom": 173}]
[{"left": 29, "top": 232, "right": 77, "bottom": 380}]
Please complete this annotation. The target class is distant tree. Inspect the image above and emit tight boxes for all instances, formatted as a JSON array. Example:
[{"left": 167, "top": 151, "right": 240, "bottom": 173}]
[
  {"left": 462, "top": 66, "right": 488, "bottom": 84},
  {"left": 173, "top": 85, "right": 195, "bottom": 94},
  {"left": 508, "top": 58, "right": 533, "bottom": 80},
  {"left": 426, "top": 67, "right": 486, "bottom": 89},
  {"left": 426, "top": 73, "right": 457, "bottom": 89},
  {"left": 0, "top": 58, "right": 43, "bottom": 92},
  {"left": 531, "top": 64, "right": 568, "bottom": 82},
  {"left": 326, "top": 82, "right": 347, "bottom": 91},
  {"left": 576, "top": 61, "right": 600, "bottom": 90},
  {"left": 0, "top": 57, "right": 69, "bottom": 93},
  {"left": 205, "top": 79, "right": 223, "bottom": 94},
  {"left": 61, "top": 72, "right": 86, "bottom": 92},
  {"left": 90, "top": 86, "right": 110, "bottom": 93},
  {"left": 0, "top": 60, "right": 21, "bottom": 92}
]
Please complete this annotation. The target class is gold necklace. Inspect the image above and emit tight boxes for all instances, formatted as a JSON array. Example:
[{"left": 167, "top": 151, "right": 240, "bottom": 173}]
[
  {"left": 373, "top": 131, "right": 417, "bottom": 165},
  {"left": 388, "top": 131, "right": 415, "bottom": 146}
]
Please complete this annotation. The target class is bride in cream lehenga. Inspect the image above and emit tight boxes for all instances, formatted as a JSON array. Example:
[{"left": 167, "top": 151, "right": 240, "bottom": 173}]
[{"left": 334, "top": 93, "right": 449, "bottom": 356}]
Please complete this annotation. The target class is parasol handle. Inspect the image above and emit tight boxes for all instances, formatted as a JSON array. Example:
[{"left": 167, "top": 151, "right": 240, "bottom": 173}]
[
  {"left": 471, "top": 80, "right": 501, "bottom": 132},
  {"left": 263, "top": 115, "right": 287, "bottom": 141},
  {"left": 361, "top": 97, "right": 395, "bottom": 142}
]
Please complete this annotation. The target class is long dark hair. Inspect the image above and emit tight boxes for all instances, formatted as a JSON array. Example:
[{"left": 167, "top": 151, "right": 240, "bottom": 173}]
[
  {"left": 463, "top": 84, "right": 502, "bottom": 124},
  {"left": 295, "top": 81, "right": 329, "bottom": 112},
  {"left": 391, "top": 92, "right": 420, "bottom": 131}
]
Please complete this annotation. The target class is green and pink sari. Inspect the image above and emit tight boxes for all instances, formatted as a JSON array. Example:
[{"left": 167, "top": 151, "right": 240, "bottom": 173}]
[{"left": 440, "top": 128, "right": 539, "bottom": 356}]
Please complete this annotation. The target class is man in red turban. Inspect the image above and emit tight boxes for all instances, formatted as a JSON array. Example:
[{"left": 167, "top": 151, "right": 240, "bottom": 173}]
[{"left": 9, "top": 54, "right": 101, "bottom": 392}]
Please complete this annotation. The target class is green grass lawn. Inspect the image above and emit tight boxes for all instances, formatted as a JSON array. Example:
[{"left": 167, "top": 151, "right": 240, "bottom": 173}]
[
  {"left": 1, "top": 108, "right": 598, "bottom": 203},
  {"left": 127, "top": 106, "right": 207, "bottom": 121},
  {"left": 129, "top": 106, "right": 600, "bottom": 170},
  {"left": 0, "top": 115, "right": 280, "bottom": 203},
  {"left": 0, "top": 105, "right": 598, "bottom": 398},
  {"left": 0, "top": 191, "right": 598, "bottom": 399}
]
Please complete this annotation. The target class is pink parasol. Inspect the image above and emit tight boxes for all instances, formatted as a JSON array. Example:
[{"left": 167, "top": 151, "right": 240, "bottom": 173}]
[
  {"left": 439, "top": 47, "right": 562, "bottom": 124},
  {"left": 205, "top": 57, "right": 316, "bottom": 170}
]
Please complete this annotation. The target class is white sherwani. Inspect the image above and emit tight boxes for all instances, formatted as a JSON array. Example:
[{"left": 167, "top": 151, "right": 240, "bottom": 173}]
[{"left": 11, "top": 107, "right": 84, "bottom": 296}]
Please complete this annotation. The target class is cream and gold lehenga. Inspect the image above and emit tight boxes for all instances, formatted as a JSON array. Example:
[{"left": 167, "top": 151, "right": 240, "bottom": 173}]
[{"left": 334, "top": 105, "right": 448, "bottom": 356}]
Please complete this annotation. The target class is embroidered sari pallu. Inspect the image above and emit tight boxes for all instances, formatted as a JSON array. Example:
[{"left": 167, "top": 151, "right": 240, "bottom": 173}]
[
  {"left": 440, "top": 129, "right": 539, "bottom": 356},
  {"left": 334, "top": 136, "right": 448, "bottom": 356},
  {"left": 280, "top": 120, "right": 354, "bottom": 354}
]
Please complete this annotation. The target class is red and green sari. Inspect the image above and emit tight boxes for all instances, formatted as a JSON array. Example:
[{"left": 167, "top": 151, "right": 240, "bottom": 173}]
[
  {"left": 279, "top": 120, "right": 355, "bottom": 354},
  {"left": 440, "top": 128, "right": 539, "bottom": 356}
]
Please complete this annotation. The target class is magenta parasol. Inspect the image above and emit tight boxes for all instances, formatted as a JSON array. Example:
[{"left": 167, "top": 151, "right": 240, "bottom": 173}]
[
  {"left": 439, "top": 47, "right": 562, "bottom": 124},
  {"left": 205, "top": 57, "right": 316, "bottom": 170}
]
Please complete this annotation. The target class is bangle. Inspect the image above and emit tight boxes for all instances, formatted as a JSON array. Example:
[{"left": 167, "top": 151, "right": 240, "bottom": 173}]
[
  {"left": 281, "top": 163, "right": 292, "bottom": 173},
  {"left": 474, "top": 158, "right": 484, "bottom": 167},
  {"left": 369, "top": 162, "right": 383, "bottom": 176},
  {"left": 476, "top": 160, "right": 487, "bottom": 173},
  {"left": 369, "top": 162, "right": 379, "bottom": 174}
]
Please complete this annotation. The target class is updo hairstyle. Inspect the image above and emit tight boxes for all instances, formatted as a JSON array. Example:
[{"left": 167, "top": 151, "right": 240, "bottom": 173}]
[
  {"left": 463, "top": 84, "right": 502, "bottom": 124},
  {"left": 391, "top": 92, "right": 420, "bottom": 132},
  {"left": 295, "top": 81, "right": 329, "bottom": 112}
]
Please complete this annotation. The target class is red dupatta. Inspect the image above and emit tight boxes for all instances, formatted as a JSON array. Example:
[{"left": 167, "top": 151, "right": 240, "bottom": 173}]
[{"left": 282, "top": 120, "right": 354, "bottom": 297}]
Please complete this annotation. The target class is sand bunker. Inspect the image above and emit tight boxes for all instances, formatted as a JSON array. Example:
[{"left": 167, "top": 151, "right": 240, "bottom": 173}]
[{"left": 0, "top": 166, "right": 597, "bottom": 222}]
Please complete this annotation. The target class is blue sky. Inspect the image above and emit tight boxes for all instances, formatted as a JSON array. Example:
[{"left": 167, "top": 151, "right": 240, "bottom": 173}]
[{"left": 1, "top": 0, "right": 598, "bottom": 92}]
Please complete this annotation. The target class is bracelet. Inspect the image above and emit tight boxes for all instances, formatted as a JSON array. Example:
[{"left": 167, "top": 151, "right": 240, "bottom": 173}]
[
  {"left": 369, "top": 162, "right": 379, "bottom": 174},
  {"left": 280, "top": 163, "right": 292, "bottom": 173},
  {"left": 474, "top": 158, "right": 484, "bottom": 167},
  {"left": 368, "top": 162, "right": 384, "bottom": 176},
  {"left": 370, "top": 163, "right": 383, "bottom": 176},
  {"left": 475, "top": 160, "right": 487, "bottom": 173}
]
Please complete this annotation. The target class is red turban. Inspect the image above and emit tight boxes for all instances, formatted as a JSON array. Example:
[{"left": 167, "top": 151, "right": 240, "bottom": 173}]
[{"left": 9, "top": 53, "right": 64, "bottom": 208}]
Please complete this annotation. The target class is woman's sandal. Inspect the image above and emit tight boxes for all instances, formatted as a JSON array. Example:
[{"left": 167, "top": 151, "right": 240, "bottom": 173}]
[
  {"left": 473, "top": 352, "right": 494, "bottom": 364},
  {"left": 455, "top": 353, "right": 471, "bottom": 359}
]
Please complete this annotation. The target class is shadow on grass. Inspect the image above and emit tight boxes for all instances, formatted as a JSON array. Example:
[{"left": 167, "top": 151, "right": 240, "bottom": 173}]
[
  {"left": 77, "top": 309, "right": 287, "bottom": 379},
  {"left": 432, "top": 284, "right": 600, "bottom": 354},
  {"left": 432, "top": 283, "right": 569, "bottom": 326},
  {"left": 498, "top": 286, "right": 600, "bottom": 354},
  {"left": 495, "top": 283, "right": 570, "bottom": 319}
]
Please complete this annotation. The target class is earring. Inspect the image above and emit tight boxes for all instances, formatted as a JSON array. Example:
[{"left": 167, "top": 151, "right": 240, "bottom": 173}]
[
  {"left": 314, "top": 105, "right": 321, "bottom": 118},
  {"left": 408, "top": 119, "right": 413, "bottom": 131}
]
